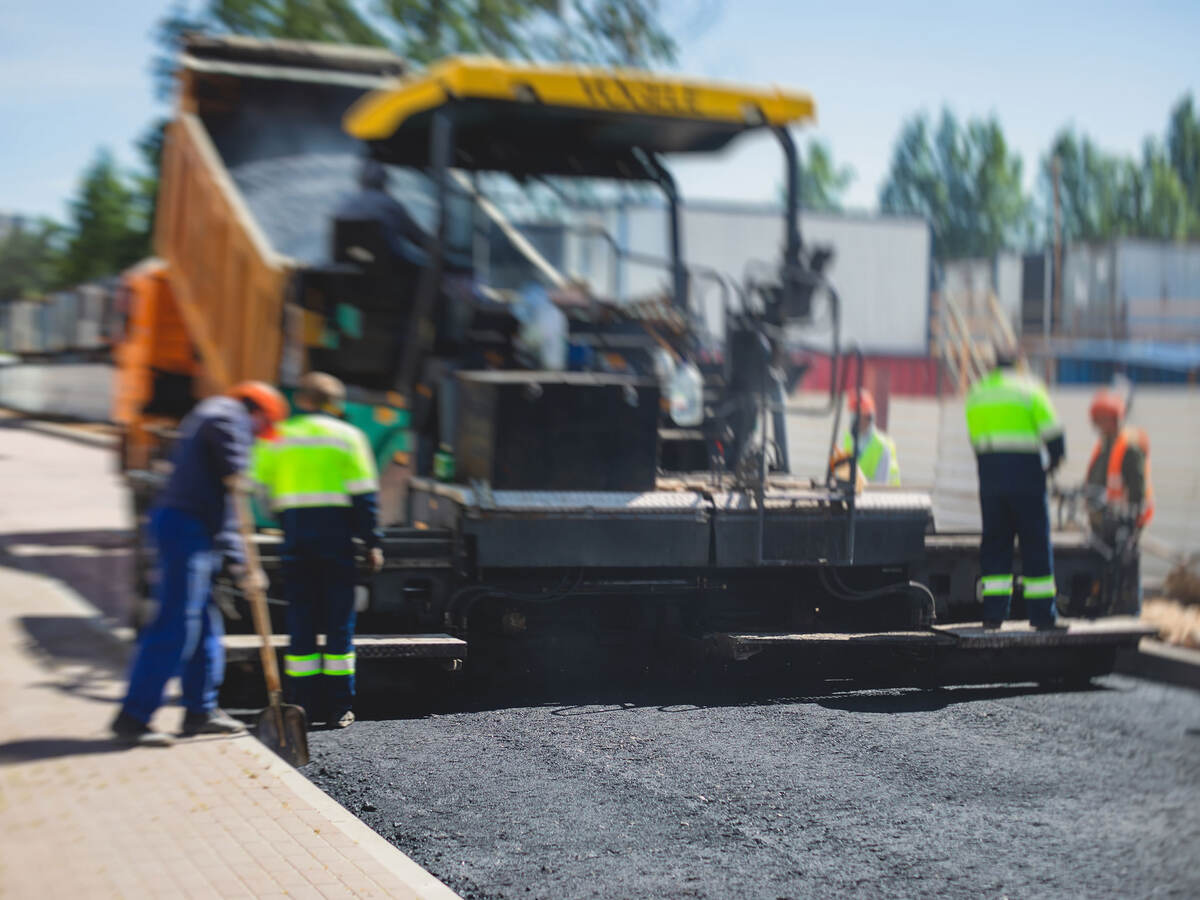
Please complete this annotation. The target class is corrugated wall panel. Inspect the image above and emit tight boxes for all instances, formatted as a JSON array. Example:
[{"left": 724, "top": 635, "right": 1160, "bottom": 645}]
[
  {"left": 1117, "top": 240, "right": 1200, "bottom": 341},
  {"left": 589, "top": 204, "right": 931, "bottom": 354}
]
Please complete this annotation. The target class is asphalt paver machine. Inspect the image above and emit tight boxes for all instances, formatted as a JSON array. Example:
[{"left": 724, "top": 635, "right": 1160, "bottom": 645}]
[{"left": 284, "top": 57, "right": 1150, "bottom": 685}]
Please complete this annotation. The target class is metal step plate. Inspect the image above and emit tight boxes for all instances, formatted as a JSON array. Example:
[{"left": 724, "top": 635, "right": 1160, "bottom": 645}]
[
  {"left": 709, "top": 630, "right": 952, "bottom": 661},
  {"left": 709, "top": 617, "right": 1155, "bottom": 661},
  {"left": 935, "top": 617, "right": 1156, "bottom": 649},
  {"left": 222, "top": 633, "right": 467, "bottom": 663}
]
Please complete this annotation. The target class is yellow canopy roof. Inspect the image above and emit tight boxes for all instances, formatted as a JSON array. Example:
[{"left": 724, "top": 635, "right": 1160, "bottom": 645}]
[
  {"left": 342, "top": 57, "right": 815, "bottom": 178},
  {"left": 346, "top": 56, "right": 815, "bottom": 139}
]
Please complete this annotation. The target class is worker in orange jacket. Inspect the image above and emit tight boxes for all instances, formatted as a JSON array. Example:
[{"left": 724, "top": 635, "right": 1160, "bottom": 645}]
[{"left": 1085, "top": 388, "right": 1154, "bottom": 614}]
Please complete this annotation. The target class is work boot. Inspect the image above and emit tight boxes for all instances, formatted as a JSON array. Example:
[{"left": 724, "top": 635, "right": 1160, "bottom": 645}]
[
  {"left": 331, "top": 709, "right": 355, "bottom": 730},
  {"left": 111, "top": 710, "right": 173, "bottom": 747},
  {"left": 181, "top": 708, "right": 247, "bottom": 737}
]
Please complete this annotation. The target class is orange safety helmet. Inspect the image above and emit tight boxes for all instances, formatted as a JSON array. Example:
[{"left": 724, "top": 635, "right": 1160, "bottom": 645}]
[
  {"left": 847, "top": 387, "right": 876, "bottom": 417},
  {"left": 227, "top": 381, "right": 289, "bottom": 437},
  {"left": 1089, "top": 388, "right": 1126, "bottom": 424}
]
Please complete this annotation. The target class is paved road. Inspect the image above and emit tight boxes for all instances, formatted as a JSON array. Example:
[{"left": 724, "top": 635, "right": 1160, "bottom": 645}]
[
  {"left": 309, "top": 668, "right": 1200, "bottom": 900},
  {"left": 6, "top": 426, "right": 1200, "bottom": 899}
]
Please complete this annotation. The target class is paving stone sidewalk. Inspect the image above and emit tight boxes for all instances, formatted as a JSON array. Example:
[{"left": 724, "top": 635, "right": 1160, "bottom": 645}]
[{"left": 0, "top": 565, "right": 459, "bottom": 900}]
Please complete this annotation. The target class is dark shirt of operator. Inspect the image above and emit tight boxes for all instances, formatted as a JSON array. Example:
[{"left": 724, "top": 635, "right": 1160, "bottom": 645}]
[{"left": 334, "top": 159, "right": 431, "bottom": 256}]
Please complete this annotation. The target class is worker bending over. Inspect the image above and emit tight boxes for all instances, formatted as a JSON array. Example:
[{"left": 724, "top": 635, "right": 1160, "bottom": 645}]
[
  {"left": 1086, "top": 388, "right": 1154, "bottom": 614},
  {"left": 841, "top": 388, "right": 901, "bottom": 486},
  {"left": 112, "top": 382, "right": 289, "bottom": 746},
  {"left": 252, "top": 373, "right": 383, "bottom": 729},
  {"left": 965, "top": 351, "right": 1065, "bottom": 630}
]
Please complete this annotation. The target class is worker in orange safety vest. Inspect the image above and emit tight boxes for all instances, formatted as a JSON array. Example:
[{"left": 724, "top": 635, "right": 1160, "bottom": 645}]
[{"left": 1085, "top": 388, "right": 1154, "bottom": 614}]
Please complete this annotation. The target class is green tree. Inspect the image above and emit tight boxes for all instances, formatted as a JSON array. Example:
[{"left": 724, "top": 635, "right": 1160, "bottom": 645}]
[
  {"left": 129, "top": 119, "right": 169, "bottom": 251},
  {"left": 1043, "top": 130, "right": 1197, "bottom": 242},
  {"left": 0, "top": 219, "right": 66, "bottom": 301},
  {"left": 1041, "top": 130, "right": 1124, "bottom": 242},
  {"left": 156, "top": 0, "right": 675, "bottom": 72},
  {"left": 376, "top": 0, "right": 543, "bottom": 62},
  {"left": 880, "top": 109, "right": 1028, "bottom": 259},
  {"left": 57, "top": 151, "right": 148, "bottom": 286},
  {"left": 1166, "top": 93, "right": 1200, "bottom": 216},
  {"left": 787, "top": 140, "right": 854, "bottom": 212},
  {"left": 562, "top": 1, "right": 678, "bottom": 67},
  {"left": 1130, "top": 140, "right": 1195, "bottom": 240},
  {"left": 212, "top": 0, "right": 386, "bottom": 44}
]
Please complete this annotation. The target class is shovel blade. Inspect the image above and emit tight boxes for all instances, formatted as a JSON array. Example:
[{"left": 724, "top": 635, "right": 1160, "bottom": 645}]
[{"left": 255, "top": 702, "right": 310, "bottom": 767}]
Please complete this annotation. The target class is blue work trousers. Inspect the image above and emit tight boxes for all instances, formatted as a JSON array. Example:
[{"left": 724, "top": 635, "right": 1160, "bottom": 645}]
[
  {"left": 979, "top": 487, "right": 1057, "bottom": 626},
  {"left": 283, "top": 548, "right": 357, "bottom": 716},
  {"left": 122, "top": 508, "right": 225, "bottom": 723}
]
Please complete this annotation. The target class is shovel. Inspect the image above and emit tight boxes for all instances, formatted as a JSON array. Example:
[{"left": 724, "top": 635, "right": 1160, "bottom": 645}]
[{"left": 232, "top": 487, "right": 310, "bottom": 766}]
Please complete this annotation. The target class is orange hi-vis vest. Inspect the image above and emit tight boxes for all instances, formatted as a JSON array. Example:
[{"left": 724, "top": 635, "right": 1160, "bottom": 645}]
[{"left": 1087, "top": 427, "right": 1155, "bottom": 528}]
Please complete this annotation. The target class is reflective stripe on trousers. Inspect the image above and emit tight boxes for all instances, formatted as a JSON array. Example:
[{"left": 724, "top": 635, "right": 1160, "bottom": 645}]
[
  {"left": 1022, "top": 575, "right": 1057, "bottom": 599},
  {"left": 322, "top": 652, "right": 356, "bottom": 676},
  {"left": 284, "top": 653, "right": 321, "bottom": 677},
  {"left": 980, "top": 574, "right": 1013, "bottom": 597}
]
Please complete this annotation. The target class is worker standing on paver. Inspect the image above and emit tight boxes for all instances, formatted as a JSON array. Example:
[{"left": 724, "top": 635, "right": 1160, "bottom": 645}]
[
  {"left": 965, "top": 350, "right": 1065, "bottom": 630},
  {"left": 252, "top": 373, "right": 383, "bottom": 729},
  {"left": 334, "top": 157, "right": 432, "bottom": 257},
  {"left": 1085, "top": 388, "right": 1154, "bottom": 614},
  {"left": 112, "top": 382, "right": 289, "bottom": 746},
  {"left": 840, "top": 388, "right": 901, "bottom": 485}
]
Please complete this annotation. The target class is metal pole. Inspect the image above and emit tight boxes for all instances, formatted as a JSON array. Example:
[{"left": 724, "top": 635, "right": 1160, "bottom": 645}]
[
  {"left": 1052, "top": 157, "right": 1062, "bottom": 335},
  {"left": 638, "top": 153, "right": 687, "bottom": 309},
  {"left": 1042, "top": 248, "right": 1051, "bottom": 340},
  {"left": 770, "top": 373, "right": 790, "bottom": 473},
  {"left": 615, "top": 199, "right": 628, "bottom": 301},
  {"left": 846, "top": 348, "right": 864, "bottom": 565},
  {"left": 395, "top": 109, "right": 453, "bottom": 395},
  {"left": 775, "top": 127, "right": 802, "bottom": 271}
]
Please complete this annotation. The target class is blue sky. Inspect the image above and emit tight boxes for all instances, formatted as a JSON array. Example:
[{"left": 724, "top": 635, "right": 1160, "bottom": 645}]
[{"left": 2, "top": 0, "right": 1198, "bottom": 221}]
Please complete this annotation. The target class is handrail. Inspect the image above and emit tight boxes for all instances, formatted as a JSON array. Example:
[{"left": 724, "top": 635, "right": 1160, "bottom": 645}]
[
  {"left": 941, "top": 291, "right": 987, "bottom": 382},
  {"left": 987, "top": 290, "right": 1017, "bottom": 352},
  {"left": 561, "top": 222, "right": 731, "bottom": 321}
]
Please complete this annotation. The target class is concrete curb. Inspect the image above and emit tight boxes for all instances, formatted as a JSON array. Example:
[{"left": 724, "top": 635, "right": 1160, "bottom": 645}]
[
  {"left": 0, "top": 410, "right": 118, "bottom": 450},
  {"left": 1115, "top": 638, "right": 1200, "bottom": 692},
  {"left": 13, "top": 567, "right": 462, "bottom": 899}
]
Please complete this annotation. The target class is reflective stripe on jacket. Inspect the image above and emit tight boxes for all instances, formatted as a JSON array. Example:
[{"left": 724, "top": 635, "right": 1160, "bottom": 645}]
[
  {"left": 841, "top": 429, "right": 901, "bottom": 486},
  {"left": 252, "top": 414, "right": 379, "bottom": 512},
  {"left": 965, "top": 367, "right": 1062, "bottom": 455}
]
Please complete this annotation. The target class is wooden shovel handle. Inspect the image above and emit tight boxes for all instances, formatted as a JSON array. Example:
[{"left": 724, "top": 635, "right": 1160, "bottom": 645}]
[{"left": 230, "top": 485, "right": 284, "bottom": 698}]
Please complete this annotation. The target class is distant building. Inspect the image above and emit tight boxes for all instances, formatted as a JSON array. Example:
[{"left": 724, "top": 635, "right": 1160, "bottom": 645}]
[{"left": 939, "top": 240, "right": 1200, "bottom": 385}]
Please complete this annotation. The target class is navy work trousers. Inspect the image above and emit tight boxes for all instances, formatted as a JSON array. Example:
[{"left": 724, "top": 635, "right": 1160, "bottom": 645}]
[
  {"left": 282, "top": 548, "right": 357, "bottom": 717},
  {"left": 979, "top": 485, "right": 1057, "bottom": 626},
  {"left": 122, "top": 507, "right": 225, "bottom": 723}
]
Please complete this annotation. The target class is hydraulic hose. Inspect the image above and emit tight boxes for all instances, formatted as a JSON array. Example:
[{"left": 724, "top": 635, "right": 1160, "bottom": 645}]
[{"left": 817, "top": 567, "right": 937, "bottom": 627}]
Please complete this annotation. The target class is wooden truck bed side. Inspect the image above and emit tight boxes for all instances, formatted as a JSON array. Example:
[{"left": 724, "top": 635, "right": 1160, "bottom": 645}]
[{"left": 154, "top": 112, "right": 294, "bottom": 390}]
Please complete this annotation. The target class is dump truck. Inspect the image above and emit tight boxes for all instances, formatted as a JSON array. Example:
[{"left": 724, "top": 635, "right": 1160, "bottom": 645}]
[{"left": 117, "top": 35, "right": 1151, "bottom": 686}]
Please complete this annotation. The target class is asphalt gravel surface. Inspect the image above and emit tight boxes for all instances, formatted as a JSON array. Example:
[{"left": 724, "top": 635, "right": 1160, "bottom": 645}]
[{"left": 305, "top": 671, "right": 1200, "bottom": 900}]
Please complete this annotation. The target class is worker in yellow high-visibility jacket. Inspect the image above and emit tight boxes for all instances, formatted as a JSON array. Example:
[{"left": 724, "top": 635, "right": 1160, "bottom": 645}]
[
  {"left": 965, "top": 351, "right": 1065, "bottom": 630},
  {"left": 840, "top": 388, "right": 901, "bottom": 486},
  {"left": 252, "top": 372, "right": 383, "bottom": 729}
]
